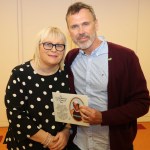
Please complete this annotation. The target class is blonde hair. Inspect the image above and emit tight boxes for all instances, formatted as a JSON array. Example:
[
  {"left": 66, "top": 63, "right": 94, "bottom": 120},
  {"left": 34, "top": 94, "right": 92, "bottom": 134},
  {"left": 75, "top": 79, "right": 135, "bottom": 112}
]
[{"left": 33, "top": 26, "right": 66, "bottom": 70}]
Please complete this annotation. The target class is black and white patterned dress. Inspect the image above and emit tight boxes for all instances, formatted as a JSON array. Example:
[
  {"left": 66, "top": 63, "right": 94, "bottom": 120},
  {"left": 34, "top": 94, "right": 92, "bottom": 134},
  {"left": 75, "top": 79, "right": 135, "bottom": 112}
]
[{"left": 4, "top": 61, "right": 70, "bottom": 150}]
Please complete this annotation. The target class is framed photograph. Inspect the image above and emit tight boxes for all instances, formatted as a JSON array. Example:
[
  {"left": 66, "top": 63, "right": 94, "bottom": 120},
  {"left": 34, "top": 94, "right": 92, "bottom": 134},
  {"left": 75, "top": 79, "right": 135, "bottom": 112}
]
[{"left": 52, "top": 92, "right": 89, "bottom": 126}]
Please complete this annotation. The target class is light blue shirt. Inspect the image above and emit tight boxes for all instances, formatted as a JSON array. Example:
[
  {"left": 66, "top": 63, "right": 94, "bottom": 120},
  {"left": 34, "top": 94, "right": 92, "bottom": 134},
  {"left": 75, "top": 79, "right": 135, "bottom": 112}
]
[{"left": 71, "top": 36, "right": 110, "bottom": 150}]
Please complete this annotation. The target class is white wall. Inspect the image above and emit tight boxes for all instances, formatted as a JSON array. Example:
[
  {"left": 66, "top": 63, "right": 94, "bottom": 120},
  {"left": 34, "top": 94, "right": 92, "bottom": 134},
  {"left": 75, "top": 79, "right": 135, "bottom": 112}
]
[
  {"left": 0, "top": 0, "right": 19, "bottom": 126},
  {"left": 0, "top": 0, "right": 150, "bottom": 127},
  {"left": 136, "top": 0, "right": 150, "bottom": 122}
]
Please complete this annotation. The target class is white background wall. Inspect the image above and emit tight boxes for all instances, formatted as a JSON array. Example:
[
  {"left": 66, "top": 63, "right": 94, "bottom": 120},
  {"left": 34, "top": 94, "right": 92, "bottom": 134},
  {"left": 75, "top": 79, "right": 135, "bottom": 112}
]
[{"left": 0, "top": 0, "right": 150, "bottom": 127}]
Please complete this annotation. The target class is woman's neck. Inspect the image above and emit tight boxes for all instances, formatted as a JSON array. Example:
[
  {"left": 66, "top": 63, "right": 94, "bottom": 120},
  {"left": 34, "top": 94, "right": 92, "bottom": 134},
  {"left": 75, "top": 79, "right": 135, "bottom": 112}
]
[{"left": 31, "top": 60, "right": 59, "bottom": 76}]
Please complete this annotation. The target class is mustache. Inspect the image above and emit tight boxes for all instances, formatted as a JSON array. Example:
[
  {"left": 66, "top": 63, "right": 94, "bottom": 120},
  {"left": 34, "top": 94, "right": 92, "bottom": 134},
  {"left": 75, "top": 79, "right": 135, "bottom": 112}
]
[{"left": 77, "top": 33, "right": 89, "bottom": 40}]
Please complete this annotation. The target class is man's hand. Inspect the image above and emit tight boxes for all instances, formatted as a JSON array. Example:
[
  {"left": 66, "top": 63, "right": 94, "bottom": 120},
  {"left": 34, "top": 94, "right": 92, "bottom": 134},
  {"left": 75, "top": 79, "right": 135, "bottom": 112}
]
[{"left": 80, "top": 106, "right": 102, "bottom": 125}]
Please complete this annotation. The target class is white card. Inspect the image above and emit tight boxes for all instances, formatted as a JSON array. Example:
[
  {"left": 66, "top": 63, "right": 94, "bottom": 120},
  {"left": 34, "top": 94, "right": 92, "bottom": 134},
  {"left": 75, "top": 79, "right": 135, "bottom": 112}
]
[{"left": 52, "top": 92, "right": 89, "bottom": 126}]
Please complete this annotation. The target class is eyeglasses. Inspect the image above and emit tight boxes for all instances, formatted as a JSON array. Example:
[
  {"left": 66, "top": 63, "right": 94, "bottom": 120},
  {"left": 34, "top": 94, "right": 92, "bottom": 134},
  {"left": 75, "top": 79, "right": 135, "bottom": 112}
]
[{"left": 41, "top": 42, "right": 65, "bottom": 52}]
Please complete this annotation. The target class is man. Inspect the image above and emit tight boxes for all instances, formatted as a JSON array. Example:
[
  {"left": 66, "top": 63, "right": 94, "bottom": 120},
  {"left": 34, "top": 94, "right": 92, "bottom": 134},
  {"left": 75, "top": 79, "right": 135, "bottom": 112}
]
[
  {"left": 65, "top": 2, "right": 150, "bottom": 150},
  {"left": 71, "top": 100, "right": 82, "bottom": 121}
]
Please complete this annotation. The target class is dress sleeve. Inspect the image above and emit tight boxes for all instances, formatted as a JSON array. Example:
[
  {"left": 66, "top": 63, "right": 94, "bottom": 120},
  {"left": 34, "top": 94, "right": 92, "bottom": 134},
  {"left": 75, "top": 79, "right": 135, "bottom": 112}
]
[{"left": 4, "top": 68, "right": 40, "bottom": 142}]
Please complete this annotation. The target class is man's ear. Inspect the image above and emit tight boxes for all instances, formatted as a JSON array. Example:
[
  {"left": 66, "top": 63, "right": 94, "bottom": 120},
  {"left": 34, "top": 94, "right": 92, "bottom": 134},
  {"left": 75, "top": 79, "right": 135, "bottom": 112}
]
[{"left": 95, "top": 19, "right": 99, "bottom": 31}]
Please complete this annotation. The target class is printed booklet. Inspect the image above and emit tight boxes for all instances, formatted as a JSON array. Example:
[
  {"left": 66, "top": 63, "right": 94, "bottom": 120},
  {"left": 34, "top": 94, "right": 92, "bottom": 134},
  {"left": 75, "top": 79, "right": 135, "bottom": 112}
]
[{"left": 52, "top": 92, "right": 89, "bottom": 126}]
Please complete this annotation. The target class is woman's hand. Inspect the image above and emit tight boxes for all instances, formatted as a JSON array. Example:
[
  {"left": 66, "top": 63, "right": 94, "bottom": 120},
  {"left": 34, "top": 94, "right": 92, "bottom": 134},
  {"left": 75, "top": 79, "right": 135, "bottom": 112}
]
[{"left": 48, "top": 128, "right": 70, "bottom": 150}]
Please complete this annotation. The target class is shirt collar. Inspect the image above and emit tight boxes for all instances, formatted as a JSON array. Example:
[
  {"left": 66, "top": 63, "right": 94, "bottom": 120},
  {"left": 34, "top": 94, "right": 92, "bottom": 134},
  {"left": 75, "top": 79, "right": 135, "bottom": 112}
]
[{"left": 79, "top": 36, "right": 108, "bottom": 56}]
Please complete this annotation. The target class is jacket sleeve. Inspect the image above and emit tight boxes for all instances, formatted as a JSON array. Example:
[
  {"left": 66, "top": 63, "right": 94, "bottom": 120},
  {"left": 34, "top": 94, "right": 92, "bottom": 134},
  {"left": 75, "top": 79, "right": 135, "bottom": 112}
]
[{"left": 102, "top": 47, "right": 150, "bottom": 126}]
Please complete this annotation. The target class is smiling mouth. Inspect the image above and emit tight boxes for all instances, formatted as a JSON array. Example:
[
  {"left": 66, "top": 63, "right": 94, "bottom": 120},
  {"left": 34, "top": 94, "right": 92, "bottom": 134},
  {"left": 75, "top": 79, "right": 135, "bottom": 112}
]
[
  {"left": 78, "top": 38, "right": 88, "bottom": 43},
  {"left": 78, "top": 35, "right": 89, "bottom": 41},
  {"left": 48, "top": 54, "right": 58, "bottom": 57}
]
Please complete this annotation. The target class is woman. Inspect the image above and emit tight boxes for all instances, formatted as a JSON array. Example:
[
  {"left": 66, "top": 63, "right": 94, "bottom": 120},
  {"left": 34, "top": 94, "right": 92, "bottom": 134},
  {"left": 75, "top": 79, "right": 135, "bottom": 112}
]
[{"left": 4, "top": 27, "right": 71, "bottom": 150}]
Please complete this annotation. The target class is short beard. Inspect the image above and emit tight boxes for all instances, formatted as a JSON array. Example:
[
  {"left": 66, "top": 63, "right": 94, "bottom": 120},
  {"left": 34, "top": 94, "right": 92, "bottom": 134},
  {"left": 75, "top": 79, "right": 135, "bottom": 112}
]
[{"left": 74, "top": 33, "right": 96, "bottom": 50}]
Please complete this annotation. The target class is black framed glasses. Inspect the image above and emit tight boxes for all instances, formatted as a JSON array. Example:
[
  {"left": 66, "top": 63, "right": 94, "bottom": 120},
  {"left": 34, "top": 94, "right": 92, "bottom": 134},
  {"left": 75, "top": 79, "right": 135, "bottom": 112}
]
[{"left": 41, "top": 42, "right": 65, "bottom": 52}]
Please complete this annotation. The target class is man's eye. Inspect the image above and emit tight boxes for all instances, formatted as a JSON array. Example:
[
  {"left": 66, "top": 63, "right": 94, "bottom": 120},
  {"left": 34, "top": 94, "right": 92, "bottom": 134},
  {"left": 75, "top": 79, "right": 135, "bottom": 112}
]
[
  {"left": 71, "top": 25, "right": 78, "bottom": 29},
  {"left": 83, "top": 22, "right": 90, "bottom": 26}
]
